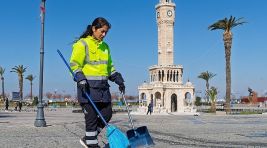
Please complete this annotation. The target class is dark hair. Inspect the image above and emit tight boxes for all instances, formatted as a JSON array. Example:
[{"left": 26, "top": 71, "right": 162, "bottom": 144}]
[{"left": 75, "top": 17, "right": 111, "bottom": 42}]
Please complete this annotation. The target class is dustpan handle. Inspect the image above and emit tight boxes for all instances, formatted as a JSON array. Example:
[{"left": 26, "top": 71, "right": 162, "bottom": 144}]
[
  {"left": 57, "top": 49, "right": 108, "bottom": 126},
  {"left": 122, "top": 93, "right": 135, "bottom": 130}
]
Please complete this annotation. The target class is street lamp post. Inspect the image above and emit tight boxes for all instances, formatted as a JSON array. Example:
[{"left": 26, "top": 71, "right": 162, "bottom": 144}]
[{"left": 35, "top": 0, "right": 46, "bottom": 127}]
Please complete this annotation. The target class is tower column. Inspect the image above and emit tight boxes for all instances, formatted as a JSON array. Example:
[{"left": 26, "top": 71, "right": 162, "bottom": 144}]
[{"left": 156, "top": 0, "right": 175, "bottom": 66}]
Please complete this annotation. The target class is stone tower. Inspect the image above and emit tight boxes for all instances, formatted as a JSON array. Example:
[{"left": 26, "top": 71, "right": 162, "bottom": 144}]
[
  {"left": 138, "top": 0, "right": 195, "bottom": 113},
  {"left": 156, "top": 0, "right": 175, "bottom": 66}
]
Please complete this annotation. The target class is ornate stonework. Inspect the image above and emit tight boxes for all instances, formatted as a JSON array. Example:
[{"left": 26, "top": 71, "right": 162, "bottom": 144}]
[{"left": 138, "top": 0, "right": 195, "bottom": 113}]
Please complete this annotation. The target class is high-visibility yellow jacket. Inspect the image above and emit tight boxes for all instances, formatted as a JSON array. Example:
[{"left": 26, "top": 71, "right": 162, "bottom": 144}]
[
  {"left": 70, "top": 36, "right": 116, "bottom": 81},
  {"left": 70, "top": 35, "right": 124, "bottom": 103}
]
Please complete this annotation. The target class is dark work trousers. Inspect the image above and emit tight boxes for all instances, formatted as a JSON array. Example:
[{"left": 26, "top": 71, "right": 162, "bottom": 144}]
[{"left": 81, "top": 102, "right": 112, "bottom": 146}]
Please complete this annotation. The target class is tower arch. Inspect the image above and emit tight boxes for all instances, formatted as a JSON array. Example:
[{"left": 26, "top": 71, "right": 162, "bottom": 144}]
[
  {"left": 155, "top": 92, "right": 162, "bottom": 107},
  {"left": 140, "top": 92, "right": 147, "bottom": 106},
  {"left": 185, "top": 92, "right": 192, "bottom": 106}
]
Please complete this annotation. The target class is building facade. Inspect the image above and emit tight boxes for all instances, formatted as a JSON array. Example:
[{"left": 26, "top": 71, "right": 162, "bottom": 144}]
[{"left": 138, "top": 0, "right": 195, "bottom": 113}]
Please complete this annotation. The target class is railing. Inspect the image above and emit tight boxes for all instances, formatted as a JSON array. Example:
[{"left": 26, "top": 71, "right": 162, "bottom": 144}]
[{"left": 196, "top": 105, "right": 267, "bottom": 114}]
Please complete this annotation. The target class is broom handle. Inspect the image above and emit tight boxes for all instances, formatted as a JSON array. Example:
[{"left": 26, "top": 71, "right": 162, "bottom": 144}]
[
  {"left": 122, "top": 93, "right": 135, "bottom": 130},
  {"left": 57, "top": 49, "right": 108, "bottom": 126}
]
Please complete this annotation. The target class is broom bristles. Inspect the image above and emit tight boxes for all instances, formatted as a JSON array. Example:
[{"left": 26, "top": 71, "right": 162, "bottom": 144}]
[{"left": 107, "top": 125, "right": 130, "bottom": 148}]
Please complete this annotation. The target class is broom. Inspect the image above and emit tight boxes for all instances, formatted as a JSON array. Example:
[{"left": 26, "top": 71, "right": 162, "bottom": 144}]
[{"left": 57, "top": 49, "right": 130, "bottom": 148}]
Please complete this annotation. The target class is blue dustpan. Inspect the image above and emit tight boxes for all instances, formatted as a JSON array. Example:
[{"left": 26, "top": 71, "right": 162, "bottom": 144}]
[
  {"left": 122, "top": 94, "right": 155, "bottom": 148},
  {"left": 127, "top": 126, "right": 154, "bottom": 147}
]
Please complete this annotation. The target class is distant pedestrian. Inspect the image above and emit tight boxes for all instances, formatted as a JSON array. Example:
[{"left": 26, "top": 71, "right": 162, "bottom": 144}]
[
  {"left": 72, "top": 101, "right": 76, "bottom": 107},
  {"left": 18, "top": 101, "right": 22, "bottom": 112},
  {"left": 14, "top": 102, "right": 18, "bottom": 111},
  {"left": 71, "top": 101, "right": 76, "bottom": 111},
  {"left": 147, "top": 103, "right": 153, "bottom": 115},
  {"left": 5, "top": 98, "right": 9, "bottom": 111}
]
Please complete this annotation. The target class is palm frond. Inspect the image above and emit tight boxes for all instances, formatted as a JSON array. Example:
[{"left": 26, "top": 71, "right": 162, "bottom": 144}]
[
  {"left": 10, "top": 65, "right": 27, "bottom": 76},
  {"left": 208, "top": 20, "right": 227, "bottom": 30},
  {"left": 206, "top": 86, "right": 218, "bottom": 102},
  {"left": 208, "top": 15, "right": 246, "bottom": 32},
  {"left": 26, "top": 74, "right": 35, "bottom": 81},
  {"left": 0, "top": 66, "right": 5, "bottom": 76},
  {"left": 198, "top": 71, "right": 216, "bottom": 81}
]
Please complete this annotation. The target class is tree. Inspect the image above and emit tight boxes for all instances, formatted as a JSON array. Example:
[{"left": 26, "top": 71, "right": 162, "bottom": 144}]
[
  {"left": 195, "top": 96, "right": 202, "bottom": 106},
  {"left": 32, "top": 96, "right": 39, "bottom": 106},
  {"left": 206, "top": 86, "right": 218, "bottom": 113},
  {"left": 208, "top": 16, "right": 246, "bottom": 113},
  {"left": 10, "top": 65, "right": 27, "bottom": 101},
  {"left": 0, "top": 66, "right": 5, "bottom": 100},
  {"left": 26, "top": 74, "right": 35, "bottom": 100},
  {"left": 198, "top": 71, "right": 216, "bottom": 102}
]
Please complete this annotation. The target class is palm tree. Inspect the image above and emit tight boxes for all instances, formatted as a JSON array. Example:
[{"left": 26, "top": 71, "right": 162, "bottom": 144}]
[
  {"left": 26, "top": 74, "right": 35, "bottom": 100},
  {"left": 198, "top": 71, "right": 216, "bottom": 102},
  {"left": 10, "top": 65, "right": 27, "bottom": 101},
  {"left": 206, "top": 86, "right": 218, "bottom": 113},
  {"left": 208, "top": 16, "right": 246, "bottom": 113},
  {"left": 0, "top": 66, "right": 5, "bottom": 100}
]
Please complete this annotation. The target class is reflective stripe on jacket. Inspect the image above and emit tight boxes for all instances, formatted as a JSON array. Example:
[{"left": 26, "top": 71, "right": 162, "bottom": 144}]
[{"left": 70, "top": 36, "right": 116, "bottom": 80}]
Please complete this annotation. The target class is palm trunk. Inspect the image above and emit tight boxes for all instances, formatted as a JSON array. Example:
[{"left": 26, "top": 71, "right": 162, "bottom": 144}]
[
  {"left": 223, "top": 31, "right": 232, "bottom": 114},
  {"left": 206, "top": 81, "right": 209, "bottom": 102},
  {"left": 211, "top": 101, "right": 216, "bottom": 112},
  {"left": 19, "top": 75, "right": 23, "bottom": 101},
  {"left": 30, "top": 82, "right": 33, "bottom": 100}
]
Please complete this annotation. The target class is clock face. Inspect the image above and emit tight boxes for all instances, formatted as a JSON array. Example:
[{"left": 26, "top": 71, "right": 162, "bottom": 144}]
[
  {"left": 167, "top": 10, "right": 172, "bottom": 17},
  {"left": 157, "top": 12, "right": 160, "bottom": 18}
]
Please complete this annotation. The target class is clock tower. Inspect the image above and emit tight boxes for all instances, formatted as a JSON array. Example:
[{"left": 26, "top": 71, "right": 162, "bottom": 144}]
[
  {"left": 138, "top": 0, "right": 195, "bottom": 114},
  {"left": 156, "top": 0, "right": 175, "bottom": 65}
]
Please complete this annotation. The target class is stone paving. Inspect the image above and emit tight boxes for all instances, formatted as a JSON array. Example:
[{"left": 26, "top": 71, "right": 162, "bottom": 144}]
[{"left": 0, "top": 108, "right": 267, "bottom": 148}]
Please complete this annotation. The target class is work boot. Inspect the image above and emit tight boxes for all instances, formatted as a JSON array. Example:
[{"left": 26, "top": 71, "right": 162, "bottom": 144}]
[
  {"left": 80, "top": 136, "right": 100, "bottom": 148},
  {"left": 80, "top": 136, "right": 88, "bottom": 148}
]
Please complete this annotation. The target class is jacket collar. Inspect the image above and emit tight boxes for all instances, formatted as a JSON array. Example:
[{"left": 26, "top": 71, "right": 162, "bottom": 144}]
[{"left": 88, "top": 36, "right": 102, "bottom": 45}]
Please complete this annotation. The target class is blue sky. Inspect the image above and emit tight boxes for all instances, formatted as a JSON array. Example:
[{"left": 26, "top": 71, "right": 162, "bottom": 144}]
[{"left": 0, "top": 0, "right": 267, "bottom": 99}]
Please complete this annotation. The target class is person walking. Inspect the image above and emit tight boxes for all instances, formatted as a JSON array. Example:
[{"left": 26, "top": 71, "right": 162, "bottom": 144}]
[
  {"left": 147, "top": 103, "right": 153, "bottom": 115},
  {"left": 70, "top": 17, "right": 125, "bottom": 148},
  {"left": 14, "top": 101, "right": 18, "bottom": 111},
  {"left": 18, "top": 101, "right": 22, "bottom": 112},
  {"left": 5, "top": 98, "right": 9, "bottom": 111}
]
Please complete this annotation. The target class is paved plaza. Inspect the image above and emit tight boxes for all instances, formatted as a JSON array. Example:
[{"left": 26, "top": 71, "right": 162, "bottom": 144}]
[{"left": 0, "top": 108, "right": 267, "bottom": 148}]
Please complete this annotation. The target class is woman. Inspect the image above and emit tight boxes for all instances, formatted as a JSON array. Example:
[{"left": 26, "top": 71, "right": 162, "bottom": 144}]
[{"left": 70, "top": 17, "right": 125, "bottom": 148}]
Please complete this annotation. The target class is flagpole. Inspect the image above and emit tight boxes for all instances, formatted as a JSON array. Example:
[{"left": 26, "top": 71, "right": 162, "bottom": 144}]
[{"left": 35, "top": 0, "right": 46, "bottom": 127}]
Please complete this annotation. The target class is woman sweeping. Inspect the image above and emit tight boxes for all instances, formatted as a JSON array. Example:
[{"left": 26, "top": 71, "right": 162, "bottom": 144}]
[{"left": 70, "top": 17, "right": 125, "bottom": 148}]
